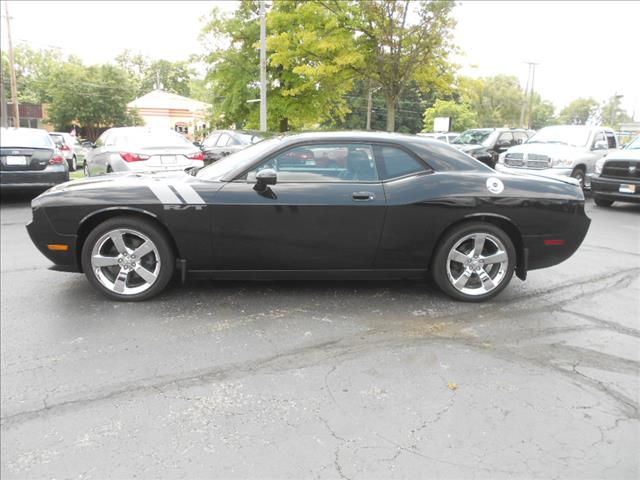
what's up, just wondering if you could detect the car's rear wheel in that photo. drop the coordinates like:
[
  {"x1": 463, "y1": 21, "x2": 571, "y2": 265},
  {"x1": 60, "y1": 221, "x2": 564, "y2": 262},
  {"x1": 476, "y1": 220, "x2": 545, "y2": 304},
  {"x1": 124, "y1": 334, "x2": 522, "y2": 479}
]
[
  {"x1": 432, "y1": 222, "x2": 515, "y2": 302},
  {"x1": 594, "y1": 197, "x2": 614, "y2": 207},
  {"x1": 83, "y1": 161, "x2": 89, "y2": 177},
  {"x1": 69, "y1": 155, "x2": 77, "y2": 171},
  {"x1": 81, "y1": 216, "x2": 175, "y2": 301},
  {"x1": 571, "y1": 167, "x2": 585, "y2": 190}
]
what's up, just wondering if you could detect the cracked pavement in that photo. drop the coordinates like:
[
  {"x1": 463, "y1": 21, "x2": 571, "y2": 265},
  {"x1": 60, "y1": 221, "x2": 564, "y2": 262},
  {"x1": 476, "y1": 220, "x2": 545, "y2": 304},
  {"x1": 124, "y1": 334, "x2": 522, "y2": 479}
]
[{"x1": 1, "y1": 194, "x2": 639, "y2": 479}]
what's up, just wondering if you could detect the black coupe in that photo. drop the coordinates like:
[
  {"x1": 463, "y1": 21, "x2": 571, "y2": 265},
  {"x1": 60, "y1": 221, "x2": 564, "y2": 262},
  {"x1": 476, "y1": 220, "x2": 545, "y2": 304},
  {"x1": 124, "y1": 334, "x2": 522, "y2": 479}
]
[{"x1": 27, "y1": 132, "x2": 590, "y2": 302}]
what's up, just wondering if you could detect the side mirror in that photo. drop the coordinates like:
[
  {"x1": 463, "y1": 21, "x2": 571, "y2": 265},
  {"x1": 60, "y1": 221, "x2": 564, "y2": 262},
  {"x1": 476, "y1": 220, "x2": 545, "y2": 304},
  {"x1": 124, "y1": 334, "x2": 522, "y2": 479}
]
[
  {"x1": 593, "y1": 140, "x2": 607, "y2": 150},
  {"x1": 254, "y1": 168, "x2": 277, "y2": 192},
  {"x1": 193, "y1": 141, "x2": 202, "y2": 149}
]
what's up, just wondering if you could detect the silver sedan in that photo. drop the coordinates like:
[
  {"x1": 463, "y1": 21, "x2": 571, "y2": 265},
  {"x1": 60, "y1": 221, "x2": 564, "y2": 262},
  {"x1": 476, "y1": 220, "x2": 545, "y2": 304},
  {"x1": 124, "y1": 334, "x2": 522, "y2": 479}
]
[{"x1": 84, "y1": 127, "x2": 204, "y2": 176}]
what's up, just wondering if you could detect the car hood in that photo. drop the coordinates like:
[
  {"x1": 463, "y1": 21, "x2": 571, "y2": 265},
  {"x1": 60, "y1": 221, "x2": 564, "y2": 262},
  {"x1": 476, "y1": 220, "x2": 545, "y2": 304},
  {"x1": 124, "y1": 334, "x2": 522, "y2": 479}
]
[
  {"x1": 46, "y1": 171, "x2": 191, "y2": 194},
  {"x1": 603, "y1": 149, "x2": 640, "y2": 162},
  {"x1": 505, "y1": 143, "x2": 586, "y2": 158},
  {"x1": 452, "y1": 143, "x2": 485, "y2": 153}
]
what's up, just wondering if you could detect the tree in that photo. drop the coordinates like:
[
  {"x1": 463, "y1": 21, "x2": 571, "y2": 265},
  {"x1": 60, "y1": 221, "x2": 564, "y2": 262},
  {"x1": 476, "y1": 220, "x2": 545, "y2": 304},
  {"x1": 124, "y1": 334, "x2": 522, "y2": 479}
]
[
  {"x1": 528, "y1": 94, "x2": 556, "y2": 130},
  {"x1": 557, "y1": 98, "x2": 599, "y2": 125},
  {"x1": 600, "y1": 95, "x2": 632, "y2": 130},
  {"x1": 319, "y1": 0, "x2": 457, "y2": 132},
  {"x1": 47, "y1": 64, "x2": 142, "y2": 139},
  {"x1": 422, "y1": 99, "x2": 477, "y2": 132},
  {"x1": 140, "y1": 60, "x2": 194, "y2": 97},
  {"x1": 458, "y1": 75, "x2": 524, "y2": 127}
]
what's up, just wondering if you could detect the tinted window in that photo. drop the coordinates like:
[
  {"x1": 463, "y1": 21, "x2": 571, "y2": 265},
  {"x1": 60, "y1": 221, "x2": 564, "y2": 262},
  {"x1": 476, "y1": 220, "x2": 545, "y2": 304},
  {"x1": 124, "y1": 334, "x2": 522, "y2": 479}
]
[
  {"x1": 376, "y1": 146, "x2": 426, "y2": 180},
  {"x1": 216, "y1": 133, "x2": 231, "y2": 147},
  {"x1": 0, "y1": 129, "x2": 54, "y2": 148},
  {"x1": 244, "y1": 144, "x2": 378, "y2": 183},
  {"x1": 605, "y1": 132, "x2": 617, "y2": 149},
  {"x1": 592, "y1": 131, "x2": 605, "y2": 148}
]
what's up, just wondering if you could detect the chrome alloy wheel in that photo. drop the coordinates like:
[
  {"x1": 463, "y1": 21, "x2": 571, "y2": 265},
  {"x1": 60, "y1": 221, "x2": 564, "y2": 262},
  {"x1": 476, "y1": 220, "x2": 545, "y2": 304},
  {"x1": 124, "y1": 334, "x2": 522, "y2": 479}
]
[
  {"x1": 90, "y1": 228, "x2": 161, "y2": 296},
  {"x1": 445, "y1": 233, "x2": 509, "y2": 296}
]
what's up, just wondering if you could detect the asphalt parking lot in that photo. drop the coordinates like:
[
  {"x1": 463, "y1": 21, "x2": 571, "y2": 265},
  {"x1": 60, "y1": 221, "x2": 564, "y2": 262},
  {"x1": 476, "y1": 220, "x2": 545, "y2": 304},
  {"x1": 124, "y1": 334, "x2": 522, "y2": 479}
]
[{"x1": 1, "y1": 193, "x2": 638, "y2": 479}]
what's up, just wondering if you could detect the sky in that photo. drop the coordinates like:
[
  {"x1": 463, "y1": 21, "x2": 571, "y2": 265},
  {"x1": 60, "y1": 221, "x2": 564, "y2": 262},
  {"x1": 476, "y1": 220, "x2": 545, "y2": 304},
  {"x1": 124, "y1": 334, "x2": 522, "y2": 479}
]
[{"x1": 1, "y1": 0, "x2": 638, "y2": 119}]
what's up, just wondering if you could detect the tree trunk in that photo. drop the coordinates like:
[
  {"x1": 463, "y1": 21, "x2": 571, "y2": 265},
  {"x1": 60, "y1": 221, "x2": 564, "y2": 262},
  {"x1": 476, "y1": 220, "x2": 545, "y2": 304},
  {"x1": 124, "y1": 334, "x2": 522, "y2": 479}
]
[
  {"x1": 279, "y1": 117, "x2": 289, "y2": 133},
  {"x1": 385, "y1": 95, "x2": 396, "y2": 132}
]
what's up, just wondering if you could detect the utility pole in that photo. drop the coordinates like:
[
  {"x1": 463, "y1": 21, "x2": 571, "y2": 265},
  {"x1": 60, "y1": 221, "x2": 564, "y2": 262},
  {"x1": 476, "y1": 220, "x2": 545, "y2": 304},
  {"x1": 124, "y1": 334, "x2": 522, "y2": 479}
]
[
  {"x1": 366, "y1": 82, "x2": 373, "y2": 130},
  {"x1": 259, "y1": 0, "x2": 267, "y2": 132},
  {"x1": 519, "y1": 63, "x2": 532, "y2": 128},
  {"x1": 610, "y1": 92, "x2": 623, "y2": 128},
  {"x1": 0, "y1": 63, "x2": 7, "y2": 128},
  {"x1": 526, "y1": 63, "x2": 538, "y2": 128},
  {"x1": 4, "y1": 0, "x2": 20, "y2": 127}
]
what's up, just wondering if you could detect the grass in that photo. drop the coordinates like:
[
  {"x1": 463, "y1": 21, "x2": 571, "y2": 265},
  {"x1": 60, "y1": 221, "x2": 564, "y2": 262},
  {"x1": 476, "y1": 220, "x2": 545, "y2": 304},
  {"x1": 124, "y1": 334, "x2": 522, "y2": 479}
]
[{"x1": 70, "y1": 170, "x2": 85, "y2": 180}]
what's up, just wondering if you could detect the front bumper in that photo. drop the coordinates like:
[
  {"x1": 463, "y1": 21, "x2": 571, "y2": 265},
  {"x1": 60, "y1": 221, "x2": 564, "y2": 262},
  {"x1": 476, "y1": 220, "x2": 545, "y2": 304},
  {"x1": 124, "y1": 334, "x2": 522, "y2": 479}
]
[
  {"x1": 26, "y1": 205, "x2": 80, "y2": 271},
  {"x1": 589, "y1": 174, "x2": 640, "y2": 204},
  {"x1": 0, "y1": 165, "x2": 69, "y2": 190}
]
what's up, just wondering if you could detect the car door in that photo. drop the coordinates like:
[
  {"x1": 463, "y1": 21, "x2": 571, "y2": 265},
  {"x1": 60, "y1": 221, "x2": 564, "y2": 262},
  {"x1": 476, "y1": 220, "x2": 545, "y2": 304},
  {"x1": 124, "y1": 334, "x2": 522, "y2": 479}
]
[
  {"x1": 586, "y1": 130, "x2": 609, "y2": 174},
  {"x1": 210, "y1": 142, "x2": 386, "y2": 270},
  {"x1": 494, "y1": 132, "x2": 514, "y2": 157},
  {"x1": 202, "y1": 132, "x2": 220, "y2": 162},
  {"x1": 86, "y1": 130, "x2": 110, "y2": 176}
]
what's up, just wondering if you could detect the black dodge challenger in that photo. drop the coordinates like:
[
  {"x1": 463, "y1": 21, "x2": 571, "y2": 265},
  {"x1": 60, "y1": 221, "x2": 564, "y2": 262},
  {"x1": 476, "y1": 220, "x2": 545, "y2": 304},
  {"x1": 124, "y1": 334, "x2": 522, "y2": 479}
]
[{"x1": 27, "y1": 132, "x2": 591, "y2": 302}]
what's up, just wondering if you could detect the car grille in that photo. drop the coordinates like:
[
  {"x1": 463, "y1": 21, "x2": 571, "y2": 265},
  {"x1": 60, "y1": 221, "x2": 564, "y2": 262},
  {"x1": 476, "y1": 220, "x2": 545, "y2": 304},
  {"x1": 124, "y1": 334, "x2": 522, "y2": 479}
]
[
  {"x1": 504, "y1": 153, "x2": 550, "y2": 169},
  {"x1": 601, "y1": 160, "x2": 640, "y2": 179}
]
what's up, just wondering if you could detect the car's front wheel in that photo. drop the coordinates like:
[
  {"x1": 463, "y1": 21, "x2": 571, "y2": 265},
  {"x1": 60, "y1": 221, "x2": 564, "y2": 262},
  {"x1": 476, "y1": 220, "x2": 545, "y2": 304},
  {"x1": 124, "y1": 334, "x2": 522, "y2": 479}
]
[
  {"x1": 81, "y1": 216, "x2": 175, "y2": 301},
  {"x1": 431, "y1": 222, "x2": 516, "y2": 302},
  {"x1": 571, "y1": 167, "x2": 585, "y2": 190}
]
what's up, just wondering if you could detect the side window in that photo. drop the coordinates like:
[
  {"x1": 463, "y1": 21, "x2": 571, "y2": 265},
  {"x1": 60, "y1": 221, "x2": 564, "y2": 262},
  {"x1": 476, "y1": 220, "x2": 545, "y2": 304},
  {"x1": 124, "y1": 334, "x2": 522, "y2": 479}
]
[
  {"x1": 513, "y1": 132, "x2": 527, "y2": 144},
  {"x1": 605, "y1": 131, "x2": 617, "y2": 149},
  {"x1": 497, "y1": 132, "x2": 514, "y2": 146},
  {"x1": 375, "y1": 145, "x2": 427, "y2": 180},
  {"x1": 244, "y1": 143, "x2": 378, "y2": 183},
  {"x1": 216, "y1": 133, "x2": 231, "y2": 147},
  {"x1": 203, "y1": 133, "x2": 219, "y2": 148},
  {"x1": 592, "y1": 131, "x2": 606, "y2": 148}
]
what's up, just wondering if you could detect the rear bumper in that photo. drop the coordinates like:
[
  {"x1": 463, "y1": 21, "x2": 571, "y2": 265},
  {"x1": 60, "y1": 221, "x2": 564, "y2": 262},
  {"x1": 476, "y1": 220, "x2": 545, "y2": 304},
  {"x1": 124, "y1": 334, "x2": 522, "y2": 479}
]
[
  {"x1": 589, "y1": 175, "x2": 640, "y2": 203},
  {"x1": 0, "y1": 166, "x2": 69, "y2": 190},
  {"x1": 26, "y1": 206, "x2": 80, "y2": 272},
  {"x1": 523, "y1": 201, "x2": 591, "y2": 271}
]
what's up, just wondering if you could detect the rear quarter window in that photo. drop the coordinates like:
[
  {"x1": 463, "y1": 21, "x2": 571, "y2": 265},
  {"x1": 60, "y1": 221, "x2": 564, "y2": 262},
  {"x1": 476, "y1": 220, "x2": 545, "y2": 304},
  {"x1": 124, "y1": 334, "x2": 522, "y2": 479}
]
[{"x1": 375, "y1": 145, "x2": 427, "y2": 180}]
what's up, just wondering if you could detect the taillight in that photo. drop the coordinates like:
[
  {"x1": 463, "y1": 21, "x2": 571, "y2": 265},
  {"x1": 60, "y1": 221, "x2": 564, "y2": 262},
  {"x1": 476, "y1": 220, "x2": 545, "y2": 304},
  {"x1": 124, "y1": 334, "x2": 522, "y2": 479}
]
[
  {"x1": 60, "y1": 144, "x2": 71, "y2": 151},
  {"x1": 187, "y1": 151, "x2": 204, "y2": 161},
  {"x1": 49, "y1": 155, "x2": 65, "y2": 165},
  {"x1": 120, "y1": 152, "x2": 150, "y2": 162}
]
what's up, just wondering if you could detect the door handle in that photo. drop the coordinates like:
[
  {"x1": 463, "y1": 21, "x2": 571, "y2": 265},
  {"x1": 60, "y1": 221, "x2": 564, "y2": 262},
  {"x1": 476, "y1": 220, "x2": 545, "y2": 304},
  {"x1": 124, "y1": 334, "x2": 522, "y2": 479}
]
[{"x1": 352, "y1": 192, "x2": 374, "y2": 201}]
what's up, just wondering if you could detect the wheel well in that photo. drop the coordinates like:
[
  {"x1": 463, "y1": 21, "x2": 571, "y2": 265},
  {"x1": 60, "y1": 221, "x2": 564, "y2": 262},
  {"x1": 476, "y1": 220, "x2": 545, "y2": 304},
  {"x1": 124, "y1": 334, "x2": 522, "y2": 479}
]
[
  {"x1": 572, "y1": 164, "x2": 586, "y2": 173},
  {"x1": 75, "y1": 210, "x2": 180, "y2": 272},
  {"x1": 431, "y1": 215, "x2": 526, "y2": 279}
]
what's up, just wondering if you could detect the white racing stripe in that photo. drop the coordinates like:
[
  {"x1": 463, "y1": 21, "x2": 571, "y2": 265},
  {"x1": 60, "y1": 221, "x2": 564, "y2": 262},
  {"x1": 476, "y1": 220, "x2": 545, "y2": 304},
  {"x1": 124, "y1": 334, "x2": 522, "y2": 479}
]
[
  {"x1": 147, "y1": 182, "x2": 182, "y2": 204},
  {"x1": 171, "y1": 183, "x2": 206, "y2": 204}
]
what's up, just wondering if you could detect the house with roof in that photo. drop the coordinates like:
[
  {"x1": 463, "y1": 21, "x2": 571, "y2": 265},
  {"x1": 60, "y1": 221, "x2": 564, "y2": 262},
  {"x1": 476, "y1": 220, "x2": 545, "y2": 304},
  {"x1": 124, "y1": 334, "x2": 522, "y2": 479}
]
[{"x1": 127, "y1": 89, "x2": 211, "y2": 139}]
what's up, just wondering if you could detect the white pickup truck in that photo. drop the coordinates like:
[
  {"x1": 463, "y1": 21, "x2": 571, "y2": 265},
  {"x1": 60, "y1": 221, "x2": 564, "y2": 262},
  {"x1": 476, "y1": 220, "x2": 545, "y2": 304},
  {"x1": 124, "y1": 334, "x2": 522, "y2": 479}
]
[{"x1": 495, "y1": 125, "x2": 618, "y2": 189}]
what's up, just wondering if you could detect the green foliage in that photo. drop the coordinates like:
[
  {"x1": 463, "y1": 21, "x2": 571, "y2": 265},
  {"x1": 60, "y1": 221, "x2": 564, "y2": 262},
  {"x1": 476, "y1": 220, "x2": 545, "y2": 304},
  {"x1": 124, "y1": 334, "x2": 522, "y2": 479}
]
[
  {"x1": 115, "y1": 50, "x2": 195, "y2": 97},
  {"x1": 459, "y1": 75, "x2": 523, "y2": 127},
  {"x1": 557, "y1": 98, "x2": 599, "y2": 125},
  {"x1": 600, "y1": 95, "x2": 632, "y2": 130},
  {"x1": 528, "y1": 95, "x2": 556, "y2": 130},
  {"x1": 46, "y1": 64, "x2": 141, "y2": 139},
  {"x1": 320, "y1": 0, "x2": 457, "y2": 131},
  {"x1": 422, "y1": 99, "x2": 478, "y2": 132}
]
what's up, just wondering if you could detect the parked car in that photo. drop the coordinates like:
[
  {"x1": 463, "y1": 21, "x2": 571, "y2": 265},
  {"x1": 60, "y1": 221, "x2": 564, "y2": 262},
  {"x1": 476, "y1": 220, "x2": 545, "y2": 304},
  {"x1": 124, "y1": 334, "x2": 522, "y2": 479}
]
[
  {"x1": 84, "y1": 127, "x2": 205, "y2": 177},
  {"x1": 590, "y1": 135, "x2": 640, "y2": 207},
  {"x1": 496, "y1": 125, "x2": 618, "y2": 189},
  {"x1": 452, "y1": 128, "x2": 534, "y2": 168},
  {"x1": 49, "y1": 132, "x2": 86, "y2": 172},
  {"x1": 201, "y1": 130, "x2": 266, "y2": 163},
  {"x1": 27, "y1": 131, "x2": 589, "y2": 303},
  {"x1": 1, "y1": 127, "x2": 69, "y2": 191},
  {"x1": 418, "y1": 132, "x2": 460, "y2": 144}
]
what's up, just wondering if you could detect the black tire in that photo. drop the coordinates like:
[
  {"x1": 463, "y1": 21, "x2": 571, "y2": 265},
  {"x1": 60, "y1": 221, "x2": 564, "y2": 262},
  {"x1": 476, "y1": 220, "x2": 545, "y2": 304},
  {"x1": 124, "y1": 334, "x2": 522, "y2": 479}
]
[
  {"x1": 594, "y1": 197, "x2": 614, "y2": 207},
  {"x1": 83, "y1": 161, "x2": 89, "y2": 177},
  {"x1": 81, "y1": 216, "x2": 175, "y2": 301},
  {"x1": 431, "y1": 222, "x2": 516, "y2": 302},
  {"x1": 69, "y1": 155, "x2": 77, "y2": 171},
  {"x1": 571, "y1": 167, "x2": 585, "y2": 190}
]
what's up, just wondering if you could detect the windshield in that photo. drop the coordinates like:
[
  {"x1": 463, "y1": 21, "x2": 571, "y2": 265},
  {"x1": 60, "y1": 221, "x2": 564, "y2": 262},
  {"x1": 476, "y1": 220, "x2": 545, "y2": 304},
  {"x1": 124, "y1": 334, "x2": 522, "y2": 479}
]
[
  {"x1": 625, "y1": 136, "x2": 640, "y2": 149},
  {"x1": 197, "y1": 137, "x2": 283, "y2": 180},
  {"x1": 453, "y1": 130, "x2": 492, "y2": 145},
  {"x1": 118, "y1": 129, "x2": 195, "y2": 148},
  {"x1": 526, "y1": 126, "x2": 591, "y2": 147},
  {"x1": 50, "y1": 134, "x2": 65, "y2": 147},
  {"x1": 1, "y1": 128, "x2": 54, "y2": 149}
]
